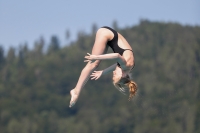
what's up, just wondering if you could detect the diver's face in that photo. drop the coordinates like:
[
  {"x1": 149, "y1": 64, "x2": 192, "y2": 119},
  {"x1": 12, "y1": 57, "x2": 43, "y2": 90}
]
[{"x1": 112, "y1": 67, "x2": 122, "y2": 84}]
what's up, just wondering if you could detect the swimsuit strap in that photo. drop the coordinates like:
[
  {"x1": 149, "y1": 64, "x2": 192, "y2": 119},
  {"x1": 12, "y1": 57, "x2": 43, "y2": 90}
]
[{"x1": 124, "y1": 49, "x2": 133, "y2": 52}]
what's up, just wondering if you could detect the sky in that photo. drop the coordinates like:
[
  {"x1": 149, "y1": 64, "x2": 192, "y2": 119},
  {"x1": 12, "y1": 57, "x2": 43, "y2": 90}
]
[{"x1": 0, "y1": 0, "x2": 199, "y2": 51}]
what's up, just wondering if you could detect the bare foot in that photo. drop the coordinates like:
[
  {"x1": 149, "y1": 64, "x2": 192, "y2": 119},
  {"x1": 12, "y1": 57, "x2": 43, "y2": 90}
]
[{"x1": 69, "y1": 89, "x2": 79, "y2": 108}]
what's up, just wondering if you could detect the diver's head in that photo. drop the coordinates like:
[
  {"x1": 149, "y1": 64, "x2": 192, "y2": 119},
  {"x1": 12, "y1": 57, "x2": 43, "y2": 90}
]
[{"x1": 112, "y1": 67, "x2": 137, "y2": 100}]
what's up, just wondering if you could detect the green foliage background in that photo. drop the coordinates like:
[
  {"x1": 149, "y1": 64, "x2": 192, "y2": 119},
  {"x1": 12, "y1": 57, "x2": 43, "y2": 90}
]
[{"x1": 0, "y1": 20, "x2": 200, "y2": 133}]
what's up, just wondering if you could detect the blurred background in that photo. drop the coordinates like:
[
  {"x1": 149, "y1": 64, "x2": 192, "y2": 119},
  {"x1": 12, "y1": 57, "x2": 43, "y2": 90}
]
[{"x1": 0, "y1": 0, "x2": 200, "y2": 133}]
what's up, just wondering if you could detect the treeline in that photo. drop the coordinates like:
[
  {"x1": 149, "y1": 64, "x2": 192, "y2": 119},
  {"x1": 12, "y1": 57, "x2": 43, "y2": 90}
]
[{"x1": 0, "y1": 20, "x2": 200, "y2": 133}]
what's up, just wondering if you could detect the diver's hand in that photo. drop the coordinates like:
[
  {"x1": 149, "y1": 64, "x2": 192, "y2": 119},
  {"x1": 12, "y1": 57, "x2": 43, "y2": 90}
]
[
  {"x1": 90, "y1": 70, "x2": 103, "y2": 80},
  {"x1": 84, "y1": 53, "x2": 97, "y2": 63}
]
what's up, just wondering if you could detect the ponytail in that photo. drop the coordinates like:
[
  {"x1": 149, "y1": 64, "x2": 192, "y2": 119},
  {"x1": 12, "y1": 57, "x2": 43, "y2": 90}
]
[
  {"x1": 113, "y1": 74, "x2": 138, "y2": 101},
  {"x1": 127, "y1": 80, "x2": 137, "y2": 101}
]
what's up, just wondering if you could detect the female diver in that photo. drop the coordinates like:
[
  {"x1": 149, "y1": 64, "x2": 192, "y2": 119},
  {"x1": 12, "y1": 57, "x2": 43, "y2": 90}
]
[{"x1": 69, "y1": 26, "x2": 137, "y2": 107}]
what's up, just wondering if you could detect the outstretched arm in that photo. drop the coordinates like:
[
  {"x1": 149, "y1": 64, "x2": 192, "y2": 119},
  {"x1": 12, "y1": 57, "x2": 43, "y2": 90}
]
[
  {"x1": 85, "y1": 53, "x2": 126, "y2": 66},
  {"x1": 90, "y1": 63, "x2": 117, "y2": 80},
  {"x1": 102, "y1": 63, "x2": 117, "y2": 75}
]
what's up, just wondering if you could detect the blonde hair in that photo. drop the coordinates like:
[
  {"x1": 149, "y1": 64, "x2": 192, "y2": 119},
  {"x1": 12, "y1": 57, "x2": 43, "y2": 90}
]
[{"x1": 113, "y1": 74, "x2": 137, "y2": 101}]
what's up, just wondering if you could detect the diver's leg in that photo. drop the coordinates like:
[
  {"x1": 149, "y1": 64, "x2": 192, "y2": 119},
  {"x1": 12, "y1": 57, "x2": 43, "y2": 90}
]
[{"x1": 69, "y1": 29, "x2": 109, "y2": 107}]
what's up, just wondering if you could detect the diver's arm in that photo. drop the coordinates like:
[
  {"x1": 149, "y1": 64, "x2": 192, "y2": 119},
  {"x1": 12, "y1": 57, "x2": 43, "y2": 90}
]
[
  {"x1": 102, "y1": 63, "x2": 117, "y2": 75},
  {"x1": 90, "y1": 63, "x2": 117, "y2": 80},
  {"x1": 84, "y1": 53, "x2": 126, "y2": 66}
]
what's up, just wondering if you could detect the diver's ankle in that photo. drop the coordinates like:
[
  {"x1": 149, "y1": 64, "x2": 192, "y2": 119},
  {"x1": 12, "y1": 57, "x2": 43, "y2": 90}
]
[{"x1": 72, "y1": 88, "x2": 80, "y2": 96}]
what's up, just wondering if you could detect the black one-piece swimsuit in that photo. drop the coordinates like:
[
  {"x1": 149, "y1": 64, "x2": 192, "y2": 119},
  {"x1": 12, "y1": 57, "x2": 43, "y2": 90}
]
[{"x1": 101, "y1": 26, "x2": 135, "y2": 69}]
